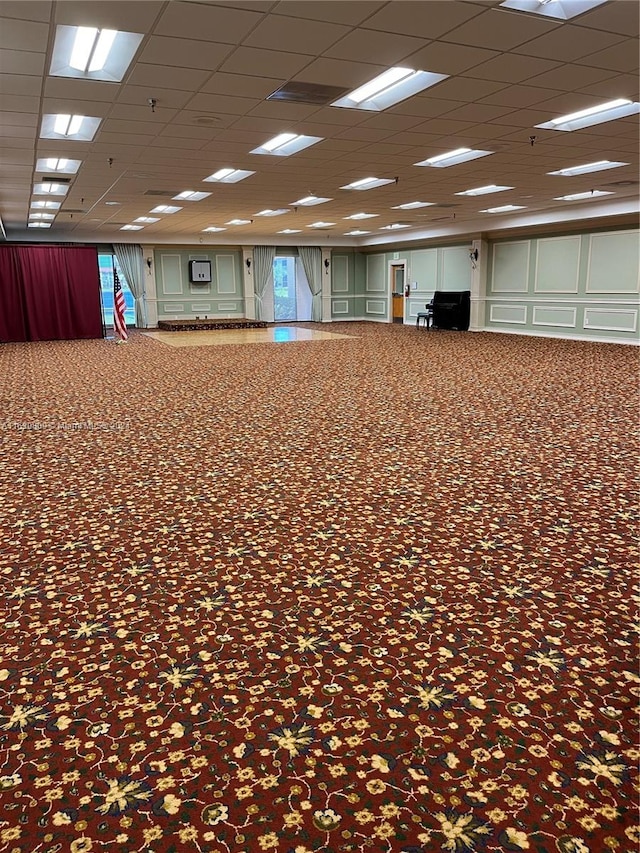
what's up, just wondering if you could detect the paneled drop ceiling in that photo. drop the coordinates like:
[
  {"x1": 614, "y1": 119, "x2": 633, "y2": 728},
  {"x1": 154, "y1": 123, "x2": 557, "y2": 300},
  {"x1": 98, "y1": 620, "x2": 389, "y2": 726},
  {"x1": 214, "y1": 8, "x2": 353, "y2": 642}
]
[{"x1": 0, "y1": 0, "x2": 638, "y2": 247}]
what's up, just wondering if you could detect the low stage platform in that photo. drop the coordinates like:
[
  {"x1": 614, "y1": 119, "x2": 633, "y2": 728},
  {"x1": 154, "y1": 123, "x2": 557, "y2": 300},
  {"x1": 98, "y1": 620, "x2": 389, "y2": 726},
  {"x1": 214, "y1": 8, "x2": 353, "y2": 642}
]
[{"x1": 157, "y1": 318, "x2": 268, "y2": 332}]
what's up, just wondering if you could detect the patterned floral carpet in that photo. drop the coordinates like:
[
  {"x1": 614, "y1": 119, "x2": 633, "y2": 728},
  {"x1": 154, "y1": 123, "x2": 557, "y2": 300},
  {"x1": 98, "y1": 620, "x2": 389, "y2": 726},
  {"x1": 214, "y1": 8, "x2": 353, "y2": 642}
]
[{"x1": 0, "y1": 323, "x2": 637, "y2": 853}]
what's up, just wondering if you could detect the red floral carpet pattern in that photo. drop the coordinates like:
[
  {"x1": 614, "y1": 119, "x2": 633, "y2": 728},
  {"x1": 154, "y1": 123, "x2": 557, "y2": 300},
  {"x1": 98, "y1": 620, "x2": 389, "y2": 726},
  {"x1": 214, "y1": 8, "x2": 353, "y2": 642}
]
[{"x1": 0, "y1": 324, "x2": 637, "y2": 853}]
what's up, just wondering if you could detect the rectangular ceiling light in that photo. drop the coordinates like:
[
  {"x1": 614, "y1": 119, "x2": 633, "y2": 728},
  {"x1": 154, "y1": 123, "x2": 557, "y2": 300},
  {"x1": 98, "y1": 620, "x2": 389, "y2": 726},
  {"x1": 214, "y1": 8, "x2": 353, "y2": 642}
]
[
  {"x1": 250, "y1": 133, "x2": 323, "y2": 157},
  {"x1": 344, "y1": 213, "x2": 378, "y2": 220},
  {"x1": 202, "y1": 226, "x2": 227, "y2": 232},
  {"x1": 150, "y1": 205, "x2": 182, "y2": 214},
  {"x1": 134, "y1": 217, "x2": 160, "y2": 223},
  {"x1": 480, "y1": 204, "x2": 526, "y2": 213},
  {"x1": 255, "y1": 209, "x2": 290, "y2": 216},
  {"x1": 35, "y1": 158, "x2": 81, "y2": 174},
  {"x1": 226, "y1": 219, "x2": 251, "y2": 225},
  {"x1": 173, "y1": 191, "x2": 211, "y2": 201},
  {"x1": 536, "y1": 99, "x2": 640, "y2": 131},
  {"x1": 341, "y1": 177, "x2": 395, "y2": 190},
  {"x1": 292, "y1": 195, "x2": 332, "y2": 206},
  {"x1": 28, "y1": 222, "x2": 52, "y2": 228},
  {"x1": 308, "y1": 221, "x2": 335, "y2": 228},
  {"x1": 278, "y1": 229, "x2": 302, "y2": 234},
  {"x1": 40, "y1": 114, "x2": 101, "y2": 141},
  {"x1": 456, "y1": 185, "x2": 513, "y2": 196},
  {"x1": 204, "y1": 168, "x2": 255, "y2": 183},
  {"x1": 547, "y1": 160, "x2": 628, "y2": 177},
  {"x1": 392, "y1": 201, "x2": 434, "y2": 209},
  {"x1": 31, "y1": 200, "x2": 61, "y2": 210},
  {"x1": 345, "y1": 229, "x2": 371, "y2": 236},
  {"x1": 499, "y1": 0, "x2": 607, "y2": 20},
  {"x1": 331, "y1": 67, "x2": 448, "y2": 111},
  {"x1": 121, "y1": 224, "x2": 144, "y2": 230},
  {"x1": 29, "y1": 213, "x2": 55, "y2": 220},
  {"x1": 554, "y1": 190, "x2": 614, "y2": 201},
  {"x1": 50, "y1": 25, "x2": 143, "y2": 82},
  {"x1": 380, "y1": 223, "x2": 411, "y2": 230},
  {"x1": 33, "y1": 182, "x2": 68, "y2": 195},
  {"x1": 415, "y1": 148, "x2": 493, "y2": 168}
]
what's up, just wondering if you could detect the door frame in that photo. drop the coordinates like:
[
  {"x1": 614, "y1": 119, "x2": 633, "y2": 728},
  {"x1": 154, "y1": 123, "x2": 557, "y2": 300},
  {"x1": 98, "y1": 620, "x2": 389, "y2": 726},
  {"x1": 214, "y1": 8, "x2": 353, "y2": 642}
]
[{"x1": 387, "y1": 258, "x2": 407, "y2": 323}]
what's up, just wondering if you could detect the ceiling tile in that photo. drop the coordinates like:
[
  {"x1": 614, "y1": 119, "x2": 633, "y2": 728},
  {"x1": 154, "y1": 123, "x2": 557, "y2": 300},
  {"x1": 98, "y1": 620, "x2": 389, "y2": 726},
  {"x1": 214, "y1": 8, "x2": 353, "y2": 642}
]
[
  {"x1": 139, "y1": 36, "x2": 233, "y2": 70},
  {"x1": 513, "y1": 24, "x2": 624, "y2": 62},
  {"x1": 54, "y1": 0, "x2": 166, "y2": 31},
  {"x1": 220, "y1": 46, "x2": 314, "y2": 78},
  {"x1": 467, "y1": 53, "x2": 562, "y2": 84},
  {"x1": 0, "y1": 1, "x2": 51, "y2": 21},
  {"x1": 273, "y1": 1, "x2": 385, "y2": 26},
  {"x1": 153, "y1": 1, "x2": 265, "y2": 43},
  {"x1": 324, "y1": 28, "x2": 426, "y2": 65},
  {"x1": 577, "y1": 39, "x2": 640, "y2": 74},
  {"x1": 126, "y1": 64, "x2": 212, "y2": 92},
  {"x1": 361, "y1": 0, "x2": 484, "y2": 39},
  {"x1": 242, "y1": 14, "x2": 349, "y2": 53},
  {"x1": 0, "y1": 17, "x2": 48, "y2": 51},
  {"x1": 441, "y1": 7, "x2": 558, "y2": 51},
  {"x1": 0, "y1": 47, "x2": 45, "y2": 75}
]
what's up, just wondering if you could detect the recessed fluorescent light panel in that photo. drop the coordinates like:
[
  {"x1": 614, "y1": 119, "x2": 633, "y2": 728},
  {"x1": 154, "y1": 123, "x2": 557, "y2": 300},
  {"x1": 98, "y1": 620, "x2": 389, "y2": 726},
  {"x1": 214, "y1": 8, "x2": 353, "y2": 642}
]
[
  {"x1": 278, "y1": 229, "x2": 302, "y2": 234},
  {"x1": 331, "y1": 67, "x2": 448, "y2": 111},
  {"x1": 255, "y1": 209, "x2": 289, "y2": 217},
  {"x1": 292, "y1": 196, "x2": 332, "y2": 206},
  {"x1": 415, "y1": 148, "x2": 493, "y2": 168},
  {"x1": 226, "y1": 219, "x2": 251, "y2": 226},
  {"x1": 308, "y1": 222, "x2": 335, "y2": 228},
  {"x1": 150, "y1": 205, "x2": 182, "y2": 214},
  {"x1": 480, "y1": 205, "x2": 526, "y2": 214},
  {"x1": 380, "y1": 223, "x2": 410, "y2": 230},
  {"x1": 499, "y1": 0, "x2": 607, "y2": 21},
  {"x1": 456, "y1": 185, "x2": 513, "y2": 197},
  {"x1": 202, "y1": 226, "x2": 226, "y2": 232},
  {"x1": 250, "y1": 133, "x2": 323, "y2": 157},
  {"x1": 31, "y1": 200, "x2": 61, "y2": 210},
  {"x1": 121, "y1": 225, "x2": 144, "y2": 231},
  {"x1": 341, "y1": 177, "x2": 395, "y2": 190},
  {"x1": 35, "y1": 158, "x2": 81, "y2": 174},
  {"x1": 173, "y1": 191, "x2": 211, "y2": 201},
  {"x1": 33, "y1": 182, "x2": 68, "y2": 196},
  {"x1": 50, "y1": 25, "x2": 143, "y2": 82},
  {"x1": 204, "y1": 168, "x2": 255, "y2": 183},
  {"x1": 344, "y1": 213, "x2": 378, "y2": 220},
  {"x1": 28, "y1": 222, "x2": 51, "y2": 228},
  {"x1": 536, "y1": 99, "x2": 640, "y2": 131},
  {"x1": 554, "y1": 191, "x2": 614, "y2": 201},
  {"x1": 392, "y1": 201, "x2": 434, "y2": 209},
  {"x1": 29, "y1": 213, "x2": 55, "y2": 220},
  {"x1": 134, "y1": 217, "x2": 160, "y2": 224},
  {"x1": 345, "y1": 230, "x2": 370, "y2": 236},
  {"x1": 40, "y1": 114, "x2": 101, "y2": 141},
  {"x1": 548, "y1": 160, "x2": 628, "y2": 177}
]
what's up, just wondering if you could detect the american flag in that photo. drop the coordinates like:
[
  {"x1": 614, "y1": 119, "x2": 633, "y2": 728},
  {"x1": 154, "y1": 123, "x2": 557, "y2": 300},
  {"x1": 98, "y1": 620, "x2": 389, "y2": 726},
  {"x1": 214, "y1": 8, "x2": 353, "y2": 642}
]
[{"x1": 113, "y1": 268, "x2": 128, "y2": 342}]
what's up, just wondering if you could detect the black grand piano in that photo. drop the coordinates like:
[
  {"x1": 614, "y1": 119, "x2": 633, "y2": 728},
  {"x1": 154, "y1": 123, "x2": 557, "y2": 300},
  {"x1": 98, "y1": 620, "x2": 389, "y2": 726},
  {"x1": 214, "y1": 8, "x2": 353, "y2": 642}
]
[{"x1": 431, "y1": 290, "x2": 471, "y2": 330}]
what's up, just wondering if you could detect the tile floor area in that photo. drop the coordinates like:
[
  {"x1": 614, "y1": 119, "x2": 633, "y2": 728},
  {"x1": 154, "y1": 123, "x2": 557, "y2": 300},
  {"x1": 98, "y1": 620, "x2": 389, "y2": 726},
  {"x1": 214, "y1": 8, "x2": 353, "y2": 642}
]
[{"x1": 142, "y1": 326, "x2": 356, "y2": 347}]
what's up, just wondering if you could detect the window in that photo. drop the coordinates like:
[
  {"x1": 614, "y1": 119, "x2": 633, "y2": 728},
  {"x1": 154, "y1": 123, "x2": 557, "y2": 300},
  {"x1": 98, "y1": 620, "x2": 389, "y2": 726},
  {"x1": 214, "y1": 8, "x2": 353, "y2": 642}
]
[{"x1": 98, "y1": 253, "x2": 136, "y2": 328}]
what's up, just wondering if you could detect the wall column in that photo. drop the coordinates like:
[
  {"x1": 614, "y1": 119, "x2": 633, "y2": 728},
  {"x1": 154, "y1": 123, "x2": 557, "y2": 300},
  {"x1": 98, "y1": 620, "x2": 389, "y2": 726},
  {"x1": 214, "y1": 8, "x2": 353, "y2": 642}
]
[
  {"x1": 243, "y1": 247, "x2": 255, "y2": 319},
  {"x1": 469, "y1": 237, "x2": 488, "y2": 332},
  {"x1": 321, "y1": 247, "x2": 332, "y2": 322},
  {"x1": 141, "y1": 244, "x2": 158, "y2": 328}
]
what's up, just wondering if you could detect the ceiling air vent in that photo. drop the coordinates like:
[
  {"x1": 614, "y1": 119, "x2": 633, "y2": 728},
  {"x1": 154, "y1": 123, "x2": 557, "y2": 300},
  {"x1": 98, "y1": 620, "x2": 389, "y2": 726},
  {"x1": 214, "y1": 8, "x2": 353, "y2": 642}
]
[
  {"x1": 144, "y1": 189, "x2": 179, "y2": 196},
  {"x1": 41, "y1": 175, "x2": 72, "y2": 184},
  {"x1": 603, "y1": 179, "x2": 638, "y2": 187},
  {"x1": 267, "y1": 81, "x2": 350, "y2": 105},
  {"x1": 63, "y1": 209, "x2": 86, "y2": 214}
]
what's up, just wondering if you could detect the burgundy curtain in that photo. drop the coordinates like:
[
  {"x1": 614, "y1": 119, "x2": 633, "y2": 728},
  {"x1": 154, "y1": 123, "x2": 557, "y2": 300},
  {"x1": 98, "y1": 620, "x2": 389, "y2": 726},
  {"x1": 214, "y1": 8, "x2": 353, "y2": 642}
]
[{"x1": 0, "y1": 245, "x2": 103, "y2": 342}]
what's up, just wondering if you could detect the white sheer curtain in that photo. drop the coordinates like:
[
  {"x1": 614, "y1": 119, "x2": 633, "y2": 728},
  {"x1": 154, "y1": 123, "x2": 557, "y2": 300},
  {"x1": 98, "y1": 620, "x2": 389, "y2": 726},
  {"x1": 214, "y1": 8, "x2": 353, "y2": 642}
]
[
  {"x1": 253, "y1": 246, "x2": 275, "y2": 321},
  {"x1": 113, "y1": 244, "x2": 146, "y2": 327},
  {"x1": 298, "y1": 246, "x2": 323, "y2": 322}
]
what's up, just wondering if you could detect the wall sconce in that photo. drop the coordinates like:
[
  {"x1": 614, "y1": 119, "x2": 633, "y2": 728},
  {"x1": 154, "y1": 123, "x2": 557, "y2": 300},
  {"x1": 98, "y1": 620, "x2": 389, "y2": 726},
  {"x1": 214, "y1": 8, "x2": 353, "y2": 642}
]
[
  {"x1": 146, "y1": 257, "x2": 153, "y2": 274},
  {"x1": 324, "y1": 258, "x2": 330, "y2": 274},
  {"x1": 245, "y1": 257, "x2": 252, "y2": 275}
]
